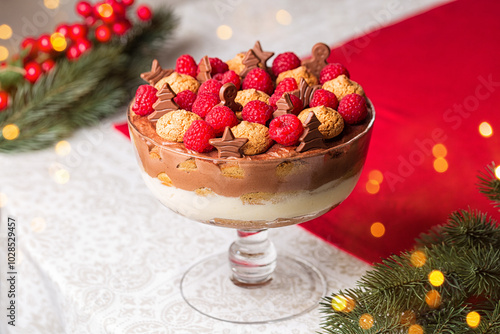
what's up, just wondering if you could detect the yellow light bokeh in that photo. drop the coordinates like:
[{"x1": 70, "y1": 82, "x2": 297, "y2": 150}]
[
  {"x1": 276, "y1": 9, "x2": 292, "y2": 25},
  {"x1": 2, "y1": 124, "x2": 20, "y2": 140},
  {"x1": 44, "y1": 0, "x2": 60, "y2": 9},
  {"x1": 54, "y1": 168, "x2": 70, "y2": 184},
  {"x1": 359, "y1": 313, "x2": 374, "y2": 330},
  {"x1": 466, "y1": 311, "x2": 481, "y2": 328},
  {"x1": 479, "y1": 122, "x2": 493, "y2": 137},
  {"x1": 0, "y1": 24, "x2": 13, "y2": 40},
  {"x1": 50, "y1": 32, "x2": 67, "y2": 52},
  {"x1": 495, "y1": 165, "x2": 500, "y2": 180},
  {"x1": 408, "y1": 324, "x2": 424, "y2": 334},
  {"x1": 366, "y1": 179, "x2": 380, "y2": 194},
  {"x1": 370, "y1": 222, "x2": 385, "y2": 238},
  {"x1": 433, "y1": 157, "x2": 448, "y2": 173},
  {"x1": 432, "y1": 143, "x2": 447, "y2": 158},
  {"x1": 0, "y1": 46, "x2": 9, "y2": 61},
  {"x1": 368, "y1": 169, "x2": 384, "y2": 183},
  {"x1": 98, "y1": 3, "x2": 113, "y2": 18},
  {"x1": 429, "y1": 270, "x2": 445, "y2": 287},
  {"x1": 30, "y1": 217, "x2": 47, "y2": 233},
  {"x1": 55, "y1": 140, "x2": 71, "y2": 156},
  {"x1": 0, "y1": 193, "x2": 7, "y2": 208},
  {"x1": 425, "y1": 289, "x2": 441, "y2": 309},
  {"x1": 331, "y1": 295, "x2": 347, "y2": 311},
  {"x1": 410, "y1": 250, "x2": 427, "y2": 267},
  {"x1": 216, "y1": 25, "x2": 232, "y2": 40}
]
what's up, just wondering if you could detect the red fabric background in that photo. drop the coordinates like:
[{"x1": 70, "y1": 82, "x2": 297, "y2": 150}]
[{"x1": 116, "y1": 0, "x2": 500, "y2": 264}]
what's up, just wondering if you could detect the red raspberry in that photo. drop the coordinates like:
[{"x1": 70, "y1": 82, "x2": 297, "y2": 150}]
[
  {"x1": 175, "y1": 54, "x2": 198, "y2": 78},
  {"x1": 220, "y1": 70, "x2": 241, "y2": 90},
  {"x1": 271, "y1": 52, "x2": 301, "y2": 77},
  {"x1": 269, "y1": 114, "x2": 304, "y2": 146},
  {"x1": 337, "y1": 93, "x2": 368, "y2": 124},
  {"x1": 192, "y1": 93, "x2": 220, "y2": 118},
  {"x1": 242, "y1": 68, "x2": 274, "y2": 95},
  {"x1": 198, "y1": 79, "x2": 223, "y2": 95},
  {"x1": 132, "y1": 85, "x2": 158, "y2": 116},
  {"x1": 209, "y1": 57, "x2": 229, "y2": 75},
  {"x1": 288, "y1": 94, "x2": 304, "y2": 115},
  {"x1": 269, "y1": 77, "x2": 299, "y2": 107},
  {"x1": 309, "y1": 89, "x2": 339, "y2": 109},
  {"x1": 205, "y1": 105, "x2": 239, "y2": 136},
  {"x1": 183, "y1": 120, "x2": 215, "y2": 153},
  {"x1": 174, "y1": 90, "x2": 197, "y2": 111},
  {"x1": 320, "y1": 63, "x2": 350, "y2": 84},
  {"x1": 241, "y1": 100, "x2": 274, "y2": 125}
]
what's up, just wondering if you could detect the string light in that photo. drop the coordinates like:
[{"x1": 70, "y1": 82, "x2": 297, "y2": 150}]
[
  {"x1": 0, "y1": 46, "x2": 8, "y2": 61},
  {"x1": 368, "y1": 169, "x2": 384, "y2": 183},
  {"x1": 370, "y1": 222, "x2": 385, "y2": 237},
  {"x1": 44, "y1": 0, "x2": 60, "y2": 9},
  {"x1": 428, "y1": 270, "x2": 445, "y2": 287},
  {"x1": 425, "y1": 290, "x2": 441, "y2": 308},
  {"x1": 410, "y1": 250, "x2": 427, "y2": 267},
  {"x1": 97, "y1": 3, "x2": 114, "y2": 18},
  {"x1": 50, "y1": 32, "x2": 67, "y2": 52},
  {"x1": 432, "y1": 143, "x2": 447, "y2": 158},
  {"x1": 276, "y1": 9, "x2": 292, "y2": 25},
  {"x1": 408, "y1": 324, "x2": 424, "y2": 334},
  {"x1": 2, "y1": 123, "x2": 20, "y2": 140},
  {"x1": 433, "y1": 157, "x2": 448, "y2": 173},
  {"x1": 0, "y1": 24, "x2": 13, "y2": 39},
  {"x1": 359, "y1": 313, "x2": 374, "y2": 330},
  {"x1": 479, "y1": 122, "x2": 493, "y2": 137},
  {"x1": 55, "y1": 140, "x2": 71, "y2": 156},
  {"x1": 216, "y1": 25, "x2": 232, "y2": 40},
  {"x1": 366, "y1": 179, "x2": 380, "y2": 194},
  {"x1": 331, "y1": 295, "x2": 355, "y2": 312},
  {"x1": 466, "y1": 311, "x2": 481, "y2": 328}
]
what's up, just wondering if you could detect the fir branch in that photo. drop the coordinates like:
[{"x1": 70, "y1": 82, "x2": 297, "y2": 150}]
[{"x1": 478, "y1": 162, "x2": 500, "y2": 210}]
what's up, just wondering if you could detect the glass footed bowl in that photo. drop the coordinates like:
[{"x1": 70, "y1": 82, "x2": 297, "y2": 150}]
[{"x1": 128, "y1": 101, "x2": 375, "y2": 324}]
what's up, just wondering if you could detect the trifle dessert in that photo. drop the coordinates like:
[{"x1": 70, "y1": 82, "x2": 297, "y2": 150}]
[{"x1": 128, "y1": 41, "x2": 374, "y2": 230}]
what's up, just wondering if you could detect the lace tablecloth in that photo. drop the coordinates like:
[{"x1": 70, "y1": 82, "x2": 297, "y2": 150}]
[{"x1": 0, "y1": 0, "x2": 447, "y2": 332}]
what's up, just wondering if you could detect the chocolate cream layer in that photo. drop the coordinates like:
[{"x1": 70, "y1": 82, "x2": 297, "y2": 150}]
[{"x1": 128, "y1": 104, "x2": 374, "y2": 198}]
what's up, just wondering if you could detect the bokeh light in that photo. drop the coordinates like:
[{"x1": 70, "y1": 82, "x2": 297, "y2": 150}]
[
  {"x1": 366, "y1": 179, "x2": 380, "y2": 194},
  {"x1": 495, "y1": 165, "x2": 500, "y2": 180},
  {"x1": 0, "y1": 192, "x2": 7, "y2": 208},
  {"x1": 368, "y1": 169, "x2": 384, "y2": 183},
  {"x1": 2, "y1": 124, "x2": 20, "y2": 140},
  {"x1": 433, "y1": 157, "x2": 448, "y2": 173},
  {"x1": 425, "y1": 289, "x2": 441, "y2": 308},
  {"x1": 400, "y1": 310, "x2": 416, "y2": 326},
  {"x1": 276, "y1": 9, "x2": 292, "y2": 25},
  {"x1": 466, "y1": 311, "x2": 481, "y2": 328},
  {"x1": 98, "y1": 3, "x2": 113, "y2": 18},
  {"x1": 432, "y1": 143, "x2": 447, "y2": 158},
  {"x1": 479, "y1": 122, "x2": 493, "y2": 137},
  {"x1": 44, "y1": 0, "x2": 60, "y2": 9},
  {"x1": 55, "y1": 140, "x2": 71, "y2": 156},
  {"x1": 410, "y1": 250, "x2": 427, "y2": 267},
  {"x1": 429, "y1": 270, "x2": 445, "y2": 287},
  {"x1": 0, "y1": 46, "x2": 9, "y2": 61},
  {"x1": 370, "y1": 222, "x2": 385, "y2": 238},
  {"x1": 216, "y1": 25, "x2": 232, "y2": 40},
  {"x1": 408, "y1": 324, "x2": 424, "y2": 334},
  {"x1": 30, "y1": 217, "x2": 47, "y2": 233},
  {"x1": 50, "y1": 32, "x2": 67, "y2": 52},
  {"x1": 0, "y1": 24, "x2": 13, "y2": 39},
  {"x1": 331, "y1": 295, "x2": 355, "y2": 313},
  {"x1": 359, "y1": 313, "x2": 374, "y2": 330}
]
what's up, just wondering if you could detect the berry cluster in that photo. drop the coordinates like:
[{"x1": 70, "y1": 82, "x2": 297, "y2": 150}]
[
  {"x1": 0, "y1": 0, "x2": 153, "y2": 111},
  {"x1": 133, "y1": 43, "x2": 369, "y2": 155}
]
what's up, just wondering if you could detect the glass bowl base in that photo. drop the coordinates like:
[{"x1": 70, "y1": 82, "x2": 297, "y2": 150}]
[{"x1": 180, "y1": 252, "x2": 327, "y2": 324}]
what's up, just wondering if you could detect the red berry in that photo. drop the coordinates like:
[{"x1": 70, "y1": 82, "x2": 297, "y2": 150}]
[
  {"x1": 175, "y1": 54, "x2": 198, "y2": 78},
  {"x1": 192, "y1": 93, "x2": 220, "y2": 118},
  {"x1": 110, "y1": 1, "x2": 126, "y2": 18},
  {"x1": 183, "y1": 120, "x2": 215, "y2": 153},
  {"x1": 309, "y1": 89, "x2": 339, "y2": 109},
  {"x1": 242, "y1": 68, "x2": 274, "y2": 95},
  {"x1": 173, "y1": 90, "x2": 197, "y2": 111},
  {"x1": 112, "y1": 20, "x2": 131, "y2": 36},
  {"x1": 85, "y1": 15, "x2": 98, "y2": 26},
  {"x1": 66, "y1": 45, "x2": 82, "y2": 61},
  {"x1": 319, "y1": 63, "x2": 350, "y2": 84},
  {"x1": 95, "y1": 25, "x2": 112, "y2": 42},
  {"x1": 68, "y1": 24, "x2": 88, "y2": 41},
  {"x1": 136, "y1": 5, "x2": 152, "y2": 21},
  {"x1": 21, "y1": 37, "x2": 38, "y2": 58},
  {"x1": 41, "y1": 59, "x2": 55, "y2": 72},
  {"x1": 241, "y1": 100, "x2": 273, "y2": 125},
  {"x1": 0, "y1": 91, "x2": 9, "y2": 111},
  {"x1": 55, "y1": 24, "x2": 70, "y2": 37},
  {"x1": 269, "y1": 114, "x2": 304, "y2": 146},
  {"x1": 37, "y1": 34, "x2": 53, "y2": 53},
  {"x1": 132, "y1": 85, "x2": 158, "y2": 116},
  {"x1": 269, "y1": 77, "x2": 298, "y2": 107},
  {"x1": 208, "y1": 57, "x2": 228, "y2": 75},
  {"x1": 205, "y1": 105, "x2": 239, "y2": 136},
  {"x1": 337, "y1": 93, "x2": 367, "y2": 124},
  {"x1": 75, "y1": 38, "x2": 92, "y2": 54},
  {"x1": 219, "y1": 70, "x2": 241, "y2": 90},
  {"x1": 24, "y1": 61, "x2": 43, "y2": 83},
  {"x1": 76, "y1": 1, "x2": 93, "y2": 17},
  {"x1": 271, "y1": 52, "x2": 301, "y2": 77},
  {"x1": 288, "y1": 94, "x2": 304, "y2": 115},
  {"x1": 121, "y1": 0, "x2": 134, "y2": 7},
  {"x1": 198, "y1": 79, "x2": 223, "y2": 96}
]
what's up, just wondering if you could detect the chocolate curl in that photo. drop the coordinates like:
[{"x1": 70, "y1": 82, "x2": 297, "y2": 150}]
[
  {"x1": 197, "y1": 55, "x2": 212, "y2": 82},
  {"x1": 140, "y1": 59, "x2": 174, "y2": 85},
  {"x1": 148, "y1": 83, "x2": 179, "y2": 121},
  {"x1": 219, "y1": 83, "x2": 243, "y2": 112},
  {"x1": 294, "y1": 78, "x2": 321, "y2": 108},
  {"x1": 296, "y1": 112, "x2": 327, "y2": 153},
  {"x1": 240, "y1": 49, "x2": 260, "y2": 77},
  {"x1": 252, "y1": 41, "x2": 274, "y2": 68},
  {"x1": 273, "y1": 93, "x2": 293, "y2": 119},
  {"x1": 302, "y1": 43, "x2": 331, "y2": 78},
  {"x1": 209, "y1": 127, "x2": 248, "y2": 158}
]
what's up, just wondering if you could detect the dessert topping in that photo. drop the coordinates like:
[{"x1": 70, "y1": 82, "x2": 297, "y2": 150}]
[
  {"x1": 218, "y1": 83, "x2": 243, "y2": 112},
  {"x1": 322, "y1": 74, "x2": 364, "y2": 101},
  {"x1": 298, "y1": 106, "x2": 344, "y2": 139},
  {"x1": 271, "y1": 51, "x2": 301, "y2": 77},
  {"x1": 251, "y1": 41, "x2": 274, "y2": 69},
  {"x1": 198, "y1": 79, "x2": 223, "y2": 95},
  {"x1": 302, "y1": 43, "x2": 331, "y2": 78},
  {"x1": 319, "y1": 63, "x2": 350, "y2": 84},
  {"x1": 309, "y1": 88, "x2": 339, "y2": 110},
  {"x1": 273, "y1": 93, "x2": 294, "y2": 119},
  {"x1": 269, "y1": 114, "x2": 304, "y2": 146},
  {"x1": 183, "y1": 120, "x2": 216, "y2": 153},
  {"x1": 296, "y1": 112, "x2": 327, "y2": 153},
  {"x1": 241, "y1": 100, "x2": 274, "y2": 125},
  {"x1": 216, "y1": 70, "x2": 241, "y2": 90},
  {"x1": 192, "y1": 92, "x2": 220, "y2": 118},
  {"x1": 175, "y1": 54, "x2": 198, "y2": 78},
  {"x1": 205, "y1": 105, "x2": 239, "y2": 136},
  {"x1": 231, "y1": 121, "x2": 273, "y2": 156},
  {"x1": 140, "y1": 59, "x2": 173, "y2": 85},
  {"x1": 156, "y1": 109, "x2": 201, "y2": 142},
  {"x1": 242, "y1": 68, "x2": 274, "y2": 95},
  {"x1": 197, "y1": 55, "x2": 212, "y2": 82},
  {"x1": 149, "y1": 83, "x2": 179, "y2": 121},
  {"x1": 337, "y1": 93, "x2": 368, "y2": 124},
  {"x1": 209, "y1": 127, "x2": 248, "y2": 159},
  {"x1": 240, "y1": 49, "x2": 260, "y2": 77},
  {"x1": 132, "y1": 84, "x2": 158, "y2": 116},
  {"x1": 295, "y1": 78, "x2": 321, "y2": 108},
  {"x1": 276, "y1": 65, "x2": 318, "y2": 87},
  {"x1": 173, "y1": 90, "x2": 197, "y2": 111}
]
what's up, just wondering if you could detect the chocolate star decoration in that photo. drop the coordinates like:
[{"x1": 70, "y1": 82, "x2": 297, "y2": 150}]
[
  {"x1": 273, "y1": 93, "x2": 294, "y2": 119},
  {"x1": 197, "y1": 55, "x2": 212, "y2": 83},
  {"x1": 252, "y1": 41, "x2": 274, "y2": 68},
  {"x1": 240, "y1": 49, "x2": 260, "y2": 77},
  {"x1": 209, "y1": 127, "x2": 248, "y2": 158},
  {"x1": 294, "y1": 78, "x2": 321, "y2": 108},
  {"x1": 148, "y1": 83, "x2": 179, "y2": 121},
  {"x1": 219, "y1": 83, "x2": 243, "y2": 112},
  {"x1": 302, "y1": 43, "x2": 331, "y2": 78},
  {"x1": 296, "y1": 112, "x2": 327, "y2": 153},
  {"x1": 140, "y1": 59, "x2": 174, "y2": 85}
]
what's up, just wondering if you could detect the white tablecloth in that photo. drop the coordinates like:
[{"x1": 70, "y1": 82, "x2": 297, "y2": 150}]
[{"x1": 0, "y1": 0, "x2": 447, "y2": 332}]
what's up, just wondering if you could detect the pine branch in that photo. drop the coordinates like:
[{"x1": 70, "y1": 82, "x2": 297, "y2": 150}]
[{"x1": 478, "y1": 162, "x2": 500, "y2": 210}]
